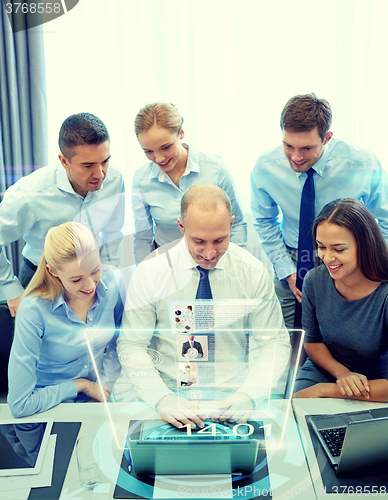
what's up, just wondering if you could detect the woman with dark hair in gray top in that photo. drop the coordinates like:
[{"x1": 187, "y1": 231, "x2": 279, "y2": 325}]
[{"x1": 293, "y1": 198, "x2": 388, "y2": 401}]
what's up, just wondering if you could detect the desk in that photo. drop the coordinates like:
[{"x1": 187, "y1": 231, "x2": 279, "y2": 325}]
[
  {"x1": 0, "y1": 400, "x2": 313, "y2": 499},
  {"x1": 292, "y1": 398, "x2": 388, "y2": 499}
]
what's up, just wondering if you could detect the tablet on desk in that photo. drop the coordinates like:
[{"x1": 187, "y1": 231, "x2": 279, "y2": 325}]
[
  {"x1": 0, "y1": 419, "x2": 53, "y2": 476},
  {"x1": 126, "y1": 420, "x2": 263, "y2": 475}
]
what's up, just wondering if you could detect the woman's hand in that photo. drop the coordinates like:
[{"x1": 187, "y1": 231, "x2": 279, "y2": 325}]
[
  {"x1": 304, "y1": 343, "x2": 370, "y2": 399},
  {"x1": 336, "y1": 372, "x2": 370, "y2": 399},
  {"x1": 74, "y1": 378, "x2": 111, "y2": 402}
]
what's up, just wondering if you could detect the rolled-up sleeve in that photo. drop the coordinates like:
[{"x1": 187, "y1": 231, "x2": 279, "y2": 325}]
[{"x1": 8, "y1": 302, "x2": 77, "y2": 418}]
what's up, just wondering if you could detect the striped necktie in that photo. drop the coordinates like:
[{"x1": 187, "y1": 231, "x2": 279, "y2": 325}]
[{"x1": 196, "y1": 266, "x2": 213, "y2": 299}]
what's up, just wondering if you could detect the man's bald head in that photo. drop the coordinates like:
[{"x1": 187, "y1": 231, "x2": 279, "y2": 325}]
[
  {"x1": 178, "y1": 185, "x2": 234, "y2": 269},
  {"x1": 180, "y1": 184, "x2": 232, "y2": 222}
]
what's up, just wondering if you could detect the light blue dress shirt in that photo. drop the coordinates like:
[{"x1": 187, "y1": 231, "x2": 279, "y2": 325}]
[
  {"x1": 132, "y1": 145, "x2": 247, "y2": 263},
  {"x1": 251, "y1": 138, "x2": 388, "y2": 281},
  {"x1": 0, "y1": 164, "x2": 125, "y2": 301},
  {"x1": 7, "y1": 271, "x2": 123, "y2": 418}
]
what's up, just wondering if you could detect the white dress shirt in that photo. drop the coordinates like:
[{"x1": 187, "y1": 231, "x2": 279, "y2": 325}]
[{"x1": 117, "y1": 238, "x2": 290, "y2": 409}]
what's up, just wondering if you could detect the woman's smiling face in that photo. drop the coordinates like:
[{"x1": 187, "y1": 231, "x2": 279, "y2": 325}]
[
  {"x1": 49, "y1": 253, "x2": 102, "y2": 303},
  {"x1": 137, "y1": 125, "x2": 185, "y2": 174},
  {"x1": 316, "y1": 221, "x2": 362, "y2": 283}
]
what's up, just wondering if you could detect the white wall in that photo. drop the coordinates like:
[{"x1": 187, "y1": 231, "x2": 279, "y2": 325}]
[{"x1": 44, "y1": 0, "x2": 388, "y2": 218}]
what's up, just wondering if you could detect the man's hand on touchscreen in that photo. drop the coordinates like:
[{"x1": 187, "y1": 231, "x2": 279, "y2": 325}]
[
  {"x1": 156, "y1": 394, "x2": 206, "y2": 429},
  {"x1": 210, "y1": 392, "x2": 254, "y2": 424}
]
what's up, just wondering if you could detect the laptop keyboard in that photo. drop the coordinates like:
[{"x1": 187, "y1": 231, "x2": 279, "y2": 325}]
[
  {"x1": 145, "y1": 434, "x2": 243, "y2": 440},
  {"x1": 319, "y1": 427, "x2": 346, "y2": 457}
]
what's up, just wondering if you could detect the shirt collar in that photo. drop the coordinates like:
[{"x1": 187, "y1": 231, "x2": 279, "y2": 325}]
[
  {"x1": 56, "y1": 164, "x2": 78, "y2": 195},
  {"x1": 312, "y1": 141, "x2": 330, "y2": 176},
  {"x1": 51, "y1": 278, "x2": 108, "y2": 311},
  {"x1": 186, "y1": 146, "x2": 201, "y2": 173},
  {"x1": 148, "y1": 162, "x2": 163, "y2": 180},
  {"x1": 296, "y1": 142, "x2": 331, "y2": 179},
  {"x1": 147, "y1": 144, "x2": 198, "y2": 182}
]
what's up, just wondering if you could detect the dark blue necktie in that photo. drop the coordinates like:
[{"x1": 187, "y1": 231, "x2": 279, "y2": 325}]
[
  {"x1": 296, "y1": 169, "x2": 315, "y2": 291},
  {"x1": 195, "y1": 267, "x2": 214, "y2": 358},
  {"x1": 196, "y1": 266, "x2": 213, "y2": 299}
]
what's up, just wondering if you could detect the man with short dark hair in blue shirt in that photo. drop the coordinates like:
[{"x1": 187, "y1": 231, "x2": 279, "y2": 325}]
[
  {"x1": 0, "y1": 112, "x2": 125, "y2": 317},
  {"x1": 251, "y1": 93, "x2": 388, "y2": 329}
]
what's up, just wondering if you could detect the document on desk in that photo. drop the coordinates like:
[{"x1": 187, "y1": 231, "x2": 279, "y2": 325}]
[
  {"x1": 0, "y1": 434, "x2": 56, "y2": 492},
  {"x1": 153, "y1": 474, "x2": 233, "y2": 499}
]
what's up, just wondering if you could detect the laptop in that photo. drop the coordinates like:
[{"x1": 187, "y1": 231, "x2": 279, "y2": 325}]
[
  {"x1": 308, "y1": 407, "x2": 388, "y2": 476},
  {"x1": 126, "y1": 419, "x2": 263, "y2": 475}
]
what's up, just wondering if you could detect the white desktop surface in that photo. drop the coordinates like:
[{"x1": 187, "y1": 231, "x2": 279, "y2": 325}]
[
  {"x1": 0, "y1": 400, "x2": 314, "y2": 499},
  {"x1": 292, "y1": 398, "x2": 388, "y2": 498}
]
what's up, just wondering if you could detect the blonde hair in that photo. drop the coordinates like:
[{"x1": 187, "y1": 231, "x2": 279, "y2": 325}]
[
  {"x1": 23, "y1": 222, "x2": 99, "y2": 301},
  {"x1": 134, "y1": 103, "x2": 183, "y2": 136}
]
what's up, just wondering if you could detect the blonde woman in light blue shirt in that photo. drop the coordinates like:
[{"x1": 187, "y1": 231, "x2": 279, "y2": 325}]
[
  {"x1": 132, "y1": 103, "x2": 247, "y2": 263},
  {"x1": 8, "y1": 222, "x2": 123, "y2": 418}
]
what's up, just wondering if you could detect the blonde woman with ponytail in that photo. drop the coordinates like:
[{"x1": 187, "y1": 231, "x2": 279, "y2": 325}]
[{"x1": 8, "y1": 222, "x2": 123, "y2": 417}]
